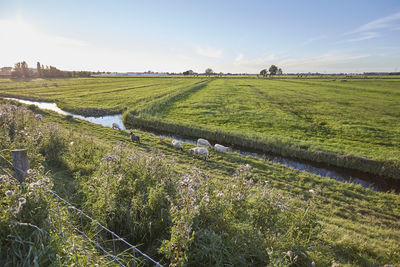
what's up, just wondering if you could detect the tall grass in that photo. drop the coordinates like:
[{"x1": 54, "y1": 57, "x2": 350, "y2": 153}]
[{"x1": 1, "y1": 102, "x2": 322, "y2": 266}]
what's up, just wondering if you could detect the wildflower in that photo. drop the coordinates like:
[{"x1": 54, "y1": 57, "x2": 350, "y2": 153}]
[
  {"x1": 287, "y1": 250, "x2": 293, "y2": 259},
  {"x1": 39, "y1": 165, "x2": 45, "y2": 172},
  {"x1": 188, "y1": 188, "x2": 195, "y2": 195},
  {"x1": 203, "y1": 194, "x2": 210, "y2": 202},
  {"x1": 312, "y1": 261, "x2": 316, "y2": 267},
  {"x1": 5, "y1": 190, "x2": 13, "y2": 196},
  {"x1": 216, "y1": 191, "x2": 224, "y2": 198},
  {"x1": 277, "y1": 204, "x2": 287, "y2": 212},
  {"x1": 236, "y1": 192, "x2": 244, "y2": 200},
  {"x1": 69, "y1": 141, "x2": 74, "y2": 146},
  {"x1": 18, "y1": 197, "x2": 26, "y2": 205}
]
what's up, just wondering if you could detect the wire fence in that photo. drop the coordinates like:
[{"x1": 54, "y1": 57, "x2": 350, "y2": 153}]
[{"x1": 0, "y1": 153, "x2": 162, "y2": 267}]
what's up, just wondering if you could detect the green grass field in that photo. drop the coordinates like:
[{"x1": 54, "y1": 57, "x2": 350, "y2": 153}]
[
  {"x1": 0, "y1": 77, "x2": 205, "y2": 115},
  {"x1": 124, "y1": 77, "x2": 400, "y2": 178},
  {"x1": 1, "y1": 76, "x2": 400, "y2": 178},
  {"x1": 1, "y1": 98, "x2": 399, "y2": 266}
]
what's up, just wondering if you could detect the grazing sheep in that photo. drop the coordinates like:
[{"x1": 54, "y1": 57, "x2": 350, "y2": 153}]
[
  {"x1": 130, "y1": 132, "x2": 140, "y2": 143},
  {"x1": 35, "y1": 114, "x2": 42, "y2": 121},
  {"x1": 172, "y1": 139, "x2": 183, "y2": 151},
  {"x1": 189, "y1": 147, "x2": 209, "y2": 160},
  {"x1": 197, "y1": 138, "x2": 212, "y2": 148},
  {"x1": 214, "y1": 144, "x2": 230, "y2": 153},
  {"x1": 112, "y1": 123, "x2": 121, "y2": 130}
]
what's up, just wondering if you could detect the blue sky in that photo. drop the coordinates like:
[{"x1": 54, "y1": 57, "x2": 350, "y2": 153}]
[{"x1": 1, "y1": 0, "x2": 399, "y2": 73}]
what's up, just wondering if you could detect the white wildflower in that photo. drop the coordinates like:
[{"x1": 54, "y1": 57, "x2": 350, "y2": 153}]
[
  {"x1": 18, "y1": 197, "x2": 26, "y2": 205},
  {"x1": 5, "y1": 190, "x2": 13, "y2": 196},
  {"x1": 287, "y1": 250, "x2": 293, "y2": 259}
]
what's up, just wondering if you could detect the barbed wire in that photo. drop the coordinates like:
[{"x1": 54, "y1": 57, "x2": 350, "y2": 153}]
[{"x1": 0, "y1": 153, "x2": 163, "y2": 267}]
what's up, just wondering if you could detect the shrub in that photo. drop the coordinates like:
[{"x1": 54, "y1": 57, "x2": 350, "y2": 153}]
[{"x1": 39, "y1": 125, "x2": 67, "y2": 167}]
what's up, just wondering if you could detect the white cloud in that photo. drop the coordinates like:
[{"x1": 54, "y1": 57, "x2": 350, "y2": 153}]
[
  {"x1": 278, "y1": 53, "x2": 371, "y2": 67},
  {"x1": 233, "y1": 53, "x2": 279, "y2": 68},
  {"x1": 301, "y1": 35, "x2": 327, "y2": 46},
  {"x1": 338, "y1": 32, "x2": 379, "y2": 43},
  {"x1": 350, "y1": 11, "x2": 400, "y2": 34},
  {"x1": 195, "y1": 45, "x2": 223, "y2": 58},
  {"x1": 235, "y1": 53, "x2": 244, "y2": 61},
  {"x1": 339, "y1": 12, "x2": 400, "y2": 43}
]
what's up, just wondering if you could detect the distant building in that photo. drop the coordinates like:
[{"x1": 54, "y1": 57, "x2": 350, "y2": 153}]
[{"x1": 0, "y1": 67, "x2": 12, "y2": 78}]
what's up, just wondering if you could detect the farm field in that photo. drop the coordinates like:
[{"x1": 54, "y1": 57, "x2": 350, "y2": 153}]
[
  {"x1": 1, "y1": 98, "x2": 399, "y2": 266},
  {"x1": 0, "y1": 77, "x2": 205, "y2": 115},
  {"x1": 124, "y1": 77, "x2": 400, "y2": 178}
]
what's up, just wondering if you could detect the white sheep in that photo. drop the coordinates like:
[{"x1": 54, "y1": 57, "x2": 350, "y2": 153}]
[
  {"x1": 172, "y1": 139, "x2": 183, "y2": 151},
  {"x1": 35, "y1": 114, "x2": 42, "y2": 121},
  {"x1": 189, "y1": 147, "x2": 209, "y2": 160},
  {"x1": 112, "y1": 123, "x2": 121, "y2": 130},
  {"x1": 214, "y1": 144, "x2": 230, "y2": 153},
  {"x1": 197, "y1": 138, "x2": 212, "y2": 148}
]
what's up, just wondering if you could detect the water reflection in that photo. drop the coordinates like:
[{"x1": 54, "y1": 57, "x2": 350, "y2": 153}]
[{"x1": 4, "y1": 97, "x2": 125, "y2": 130}]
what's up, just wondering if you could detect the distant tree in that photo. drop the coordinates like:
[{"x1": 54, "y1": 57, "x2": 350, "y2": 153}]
[
  {"x1": 269, "y1": 65, "x2": 278, "y2": 75},
  {"x1": 183, "y1": 70, "x2": 194, "y2": 75},
  {"x1": 277, "y1": 68, "x2": 283, "y2": 75},
  {"x1": 37, "y1": 62, "x2": 42, "y2": 77},
  {"x1": 205, "y1": 68, "x2": 214, "y2": 75},
  {"x1": 12, "y1": 61, "x2": 30, "y2": 78},
  {"x1": 260, "y1": 69, "x2": 268, "y2": 76}
]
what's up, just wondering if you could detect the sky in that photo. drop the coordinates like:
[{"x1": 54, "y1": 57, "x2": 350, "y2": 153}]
[{"x1": 0, "y1": 0, "x2": 400, "y2": 73}]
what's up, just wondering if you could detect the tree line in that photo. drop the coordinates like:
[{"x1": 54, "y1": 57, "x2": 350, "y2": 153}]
[
  {"x1": 260, "y1": 65, "x2": 282, "y2": 76},
  {"x1": 182, "y1": 66, "x2": 283, "y2": 76},
  {"x1": 11, "y1": 61, "x2": 92, "y2": 78}
]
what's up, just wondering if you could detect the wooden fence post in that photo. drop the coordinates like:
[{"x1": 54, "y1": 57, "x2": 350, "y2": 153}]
[{"x1": 11, "y1": 149, "x2": 30, "y2": 183}]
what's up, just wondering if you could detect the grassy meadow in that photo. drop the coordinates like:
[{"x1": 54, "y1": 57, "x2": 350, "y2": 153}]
[
  {"x1": 2, "y1": 76, "x2": 399, "y2": 179},
  {"x1": 1, "y1": 77, "x2": 400, "y2": 266},
  {"x1": 0, "y1": 77, "x2": 205, "y2": 116},
  {"x1": 124, "y1": 77, "x2": 400, "y2": 178}
]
